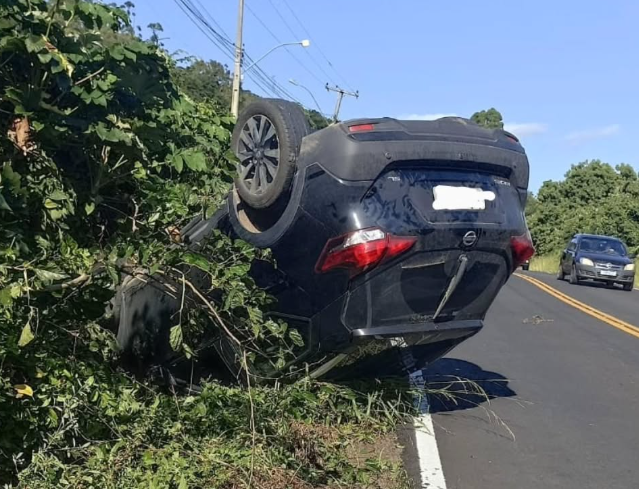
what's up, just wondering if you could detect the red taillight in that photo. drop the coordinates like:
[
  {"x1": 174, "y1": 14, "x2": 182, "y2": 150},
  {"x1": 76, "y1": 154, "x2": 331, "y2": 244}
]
[
  {"x1": 349, "y1": 123, "x2": 375, "y2": 133},
  {"x1": 510, "y1": 232, "x2": 535, "y2": 268},
  {"x1": 315, "y1": 228, "x2": 417, "y2": 276}
]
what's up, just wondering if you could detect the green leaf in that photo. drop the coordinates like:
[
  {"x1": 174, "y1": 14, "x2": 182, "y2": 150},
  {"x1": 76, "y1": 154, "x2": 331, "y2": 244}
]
[
  {"x1": 133, "y1": 161, "x2": 146, "y2": 179},
  {"x1": 44, "y1": 199, "x2": 58, "y2": 209},
  {"x1": 48, "y1": 408, "x2": 59, "y2": 426},
  {"x1": 0, "y1": 287, "x2": 13, "y2": 307},
  {"x1": 0, "y1": 18, "x2": 17, "y2": 30},
  {"x1": 251, "y1": 322, "x2": 261, "y2": 338},
  {"x1": 18, "y1": 322, "x2": 35, "y2": 347},
  {"x1": 169, "y1": 325, "x2": 183, "y2": 351},
  {"x1": 172, "y1": 154, "x2": 184, "y2": 173},
  {"x1": 37, "y1": 53, "x2": 53, "y2": 64},
  {"x1": 106, "y1": 265, "x2": 118, "y2": 285},
  {"x1": 178, "y1": 476, "x2": 188, "y2": 489},
  {"x1": 94, "y1": 94, "x2": 107, "y2": 107},
  {"x1": 94, "y1": 123, "x2": 109, "y2": 141},
  {"x1": 34, "y1": 269, "x2": 68, "y2": 284},
  {"x1": 24, "y1": 34, "x2": 46, "y2": 53},
  {"x1": 122, "y1": 48, "x2": 137, "y2": 61},
  {"x1": 0, "y1": 193, "x2": 12, "y2": 212},
  {"x1": 110, "y1": 45, "x2": 125, "y2": 61},
  {"x1": 49, "y1": 190, "x2": 68, "y2": 201},
  {"x1": 93, "y1": 123, "x2": 131, "y2": 144},
  {"x1": 183, "y1": 151, "x2": 207, "y2": 172},
  {"x1": 49, "y1": 209, "x2": 64, "y2": 220},
  {"x1": 183, "y1": 343, "x2": 195, "y2": 360},
  {"x1": 85, "y1": 202, "x2": 95, "y2": 215},
  {"x1": 289, "y1": 328, "x2": 305, "y2": 348},
  {"x1": 182, "y1": 252, "x2": 210, "y2": 272},
  {"x1": 205, "y1": 205, "x2": 218, "y2": 219}
]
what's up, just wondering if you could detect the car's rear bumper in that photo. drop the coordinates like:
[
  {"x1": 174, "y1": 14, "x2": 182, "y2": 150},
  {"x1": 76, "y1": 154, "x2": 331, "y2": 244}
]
[
  {"x1": 352, "y1": 319, "x2": 482, "y2": 340},
  {"x1": 575, "y1": 264, "x2": 634, "y2": 282},
  {"x1": 315, "y1": 320, "x2": 482, "y2": 380}
]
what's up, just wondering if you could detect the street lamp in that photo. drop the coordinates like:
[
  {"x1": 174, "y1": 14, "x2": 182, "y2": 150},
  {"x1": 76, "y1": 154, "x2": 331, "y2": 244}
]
[
  {"x1": 289, "y1": 78, "x2": 325, "y2": 116},
  {"x1": 243, "y1": 40, "x2": 310, "y2": 73}
]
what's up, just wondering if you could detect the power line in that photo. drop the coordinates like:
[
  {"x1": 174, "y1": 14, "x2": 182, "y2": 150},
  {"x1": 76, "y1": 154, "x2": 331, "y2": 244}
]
[
  {"x1": 175, "y1": 0, "x2": 234, "y2": 51},
  {"x1": 178, "y1": 0, "x2": 300, "y2": 102},
  {"x1": 172, "y1": 0, "x2": 302, "y2": 103},
  {"x1": 280, "y1": 0, "x2": 356, "y2": 93},
  {"x1": 173, "y1": 0, "x2": 277, "y2": 97},
  {"x1": 275, "y1": 0, "x2": 340, "y2": 88},
  {"x1": 246, "y1": 1, "x2": 325, "y2": 87},
  {"x1": 192, "y1": 0, "x2": 234, "y2": 42},
  {"x1": 172, "y1": 0, "x2": 233, "y2": 60}
]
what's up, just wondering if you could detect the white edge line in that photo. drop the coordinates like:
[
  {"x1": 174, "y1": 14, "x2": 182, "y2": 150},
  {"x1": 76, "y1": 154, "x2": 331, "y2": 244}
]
[
  {"x1": 409, "y1": 370, "x2": 447, "y2": 489},
  {"x1": 414, "y1": 412, "x2": 447, "y2": 489}
]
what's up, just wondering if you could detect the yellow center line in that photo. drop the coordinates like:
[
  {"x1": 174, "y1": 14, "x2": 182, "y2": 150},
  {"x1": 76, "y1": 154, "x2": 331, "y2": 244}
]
[{"x1": 514, "y1": 273, "x2": 639, "y2": 340}]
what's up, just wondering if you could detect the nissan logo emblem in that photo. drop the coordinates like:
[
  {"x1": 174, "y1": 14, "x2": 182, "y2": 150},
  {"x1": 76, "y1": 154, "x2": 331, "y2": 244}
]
[{"x1": 462, "y1": 231, "x2": 478, "y2": 247}]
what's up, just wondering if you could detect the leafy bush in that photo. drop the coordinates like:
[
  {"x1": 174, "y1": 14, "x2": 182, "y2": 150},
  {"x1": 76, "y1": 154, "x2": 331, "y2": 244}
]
[
  {"x1": 527, "y1": 160, "x2": 639, "y2": 255},
  {"x1": 0, "y1": 2, "x2": 412, "y2": 487}
]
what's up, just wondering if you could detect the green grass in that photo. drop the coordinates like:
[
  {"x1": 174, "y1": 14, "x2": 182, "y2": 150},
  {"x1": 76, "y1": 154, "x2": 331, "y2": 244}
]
[{"x1": 529, "y1": 254, "x2": 561, "y2": 274}]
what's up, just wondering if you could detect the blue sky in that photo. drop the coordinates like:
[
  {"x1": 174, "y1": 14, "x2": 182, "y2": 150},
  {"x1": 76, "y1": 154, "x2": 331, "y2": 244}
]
[{"x1": 132, "y1": 0, "x2": 638, "y2": 191}]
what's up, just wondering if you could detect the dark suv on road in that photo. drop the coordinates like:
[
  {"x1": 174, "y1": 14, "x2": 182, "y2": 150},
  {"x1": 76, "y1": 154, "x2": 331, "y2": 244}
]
[{"x1": 557, "y1": 234, "x2": 635, "y2": 291}]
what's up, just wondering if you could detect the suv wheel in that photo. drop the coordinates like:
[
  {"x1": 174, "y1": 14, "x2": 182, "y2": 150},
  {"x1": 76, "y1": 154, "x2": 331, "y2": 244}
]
[
  {"x1": 231, "y1": 99, "x2": 310, "y2": 210},
  {"x1": 623, "y1": 282, "x2": 634, "y2": 292}
]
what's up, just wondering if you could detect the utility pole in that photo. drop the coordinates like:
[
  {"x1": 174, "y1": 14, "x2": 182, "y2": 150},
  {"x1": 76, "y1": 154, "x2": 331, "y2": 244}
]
[
  {"x1": 325, "y1": 84, "x2": 359, "y2": 122},
  {"x1": 230, "y1": 0, "x2": 245, "y2": 118}
]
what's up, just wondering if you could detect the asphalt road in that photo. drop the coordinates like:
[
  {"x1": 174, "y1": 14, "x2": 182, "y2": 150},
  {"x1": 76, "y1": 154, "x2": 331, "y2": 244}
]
[{"x1": 409, "y1": 271, "x2": 639, "y2": 489}]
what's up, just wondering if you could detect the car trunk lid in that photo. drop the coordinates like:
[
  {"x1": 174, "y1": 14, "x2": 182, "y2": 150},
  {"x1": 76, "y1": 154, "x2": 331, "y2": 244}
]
[{"x1": 341, "y1": 167, "x2": 528, "y2": 332}]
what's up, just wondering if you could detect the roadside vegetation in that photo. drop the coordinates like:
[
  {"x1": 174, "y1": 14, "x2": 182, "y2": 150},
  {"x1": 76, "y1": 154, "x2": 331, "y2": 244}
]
[
  {"x1": 0, "y1": 1, "x2": 549, "y2": 486},
  {"x1": 0, "y1": 1, "x2": 410, "y2": 487},
  {"x1": 466, "y1": 108, "x2": 639, "y2": 283},
  {"x1": 525, "y1": 160, "x2": 639, "y2": 283}
]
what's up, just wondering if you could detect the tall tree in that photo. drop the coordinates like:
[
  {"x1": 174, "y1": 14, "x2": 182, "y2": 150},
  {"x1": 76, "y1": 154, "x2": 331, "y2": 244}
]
[
  {"x1": 526, "y1": 160, "x2": 639, "y2": 254},
  {"x1": 305, "y1": 108, "x2": 331, "y2": 130},
  {"x1": 471, "y1": 108, "x2": 504, "y2": 129},
  {"x1": 172, "y1": 60, "x2": 257, "y2": 110}
]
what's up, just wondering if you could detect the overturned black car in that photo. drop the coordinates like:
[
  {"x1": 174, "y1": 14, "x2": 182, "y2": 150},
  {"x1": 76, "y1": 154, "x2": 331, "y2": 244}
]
[{"x1": 114, "y1": 99, "x2": 534, "y2": 380}]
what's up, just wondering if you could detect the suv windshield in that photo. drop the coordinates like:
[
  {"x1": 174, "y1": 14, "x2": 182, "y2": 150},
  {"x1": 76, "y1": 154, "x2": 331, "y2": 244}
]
[{"x1": 579, "y1": 237, "x2": 627, "y2": 256}]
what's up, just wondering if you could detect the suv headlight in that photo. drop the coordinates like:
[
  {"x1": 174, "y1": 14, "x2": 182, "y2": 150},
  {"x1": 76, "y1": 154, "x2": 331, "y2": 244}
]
[
  {"x1": 580, "y1": 258, "x2": 594, "y2": 266},
  {"x1": 625, "y1": 263, "x2": 635, "y2": 271}
]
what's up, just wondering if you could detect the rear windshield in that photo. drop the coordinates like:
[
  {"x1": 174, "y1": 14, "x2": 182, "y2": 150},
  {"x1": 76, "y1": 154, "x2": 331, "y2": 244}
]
[{"x1": 579, "y1": 238, "x2": 627, "y2": 256}]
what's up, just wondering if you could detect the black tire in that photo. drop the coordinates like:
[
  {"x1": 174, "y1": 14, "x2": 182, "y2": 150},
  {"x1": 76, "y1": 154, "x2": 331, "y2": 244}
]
[
  {"x1": 569, "y1": 264, "x2": 579, "y2": 285},
  {"x1": 522, "y1": 264, "x2": 529, "y2": 271},
  {"x1": 623, "y1": 282, "x2": 633, "y2": 292},
  {"x1": 556, "y1": 265, "x2": 564, "y2": 281},
  {"x1": 231, "y1": 99, "x2": 310, "y2": 210}
]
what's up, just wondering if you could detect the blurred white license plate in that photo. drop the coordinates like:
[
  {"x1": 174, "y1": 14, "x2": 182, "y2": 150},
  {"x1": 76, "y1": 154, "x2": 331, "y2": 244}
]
[
  {"x1": 600, "y1": 270, "x2": 617, "y2": 277},
  {"x1": 432, "y1": 185, "x2": 496, "y2": 211}
]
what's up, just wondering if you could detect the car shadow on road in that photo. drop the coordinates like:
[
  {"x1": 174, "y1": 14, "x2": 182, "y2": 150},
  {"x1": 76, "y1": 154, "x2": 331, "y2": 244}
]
[
  {"x1": 421, "y1": 358, "x2": 516, "y2": 413},
  {"x1": 572, "y1": 280, "x2": 626, "y2": 291}
]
